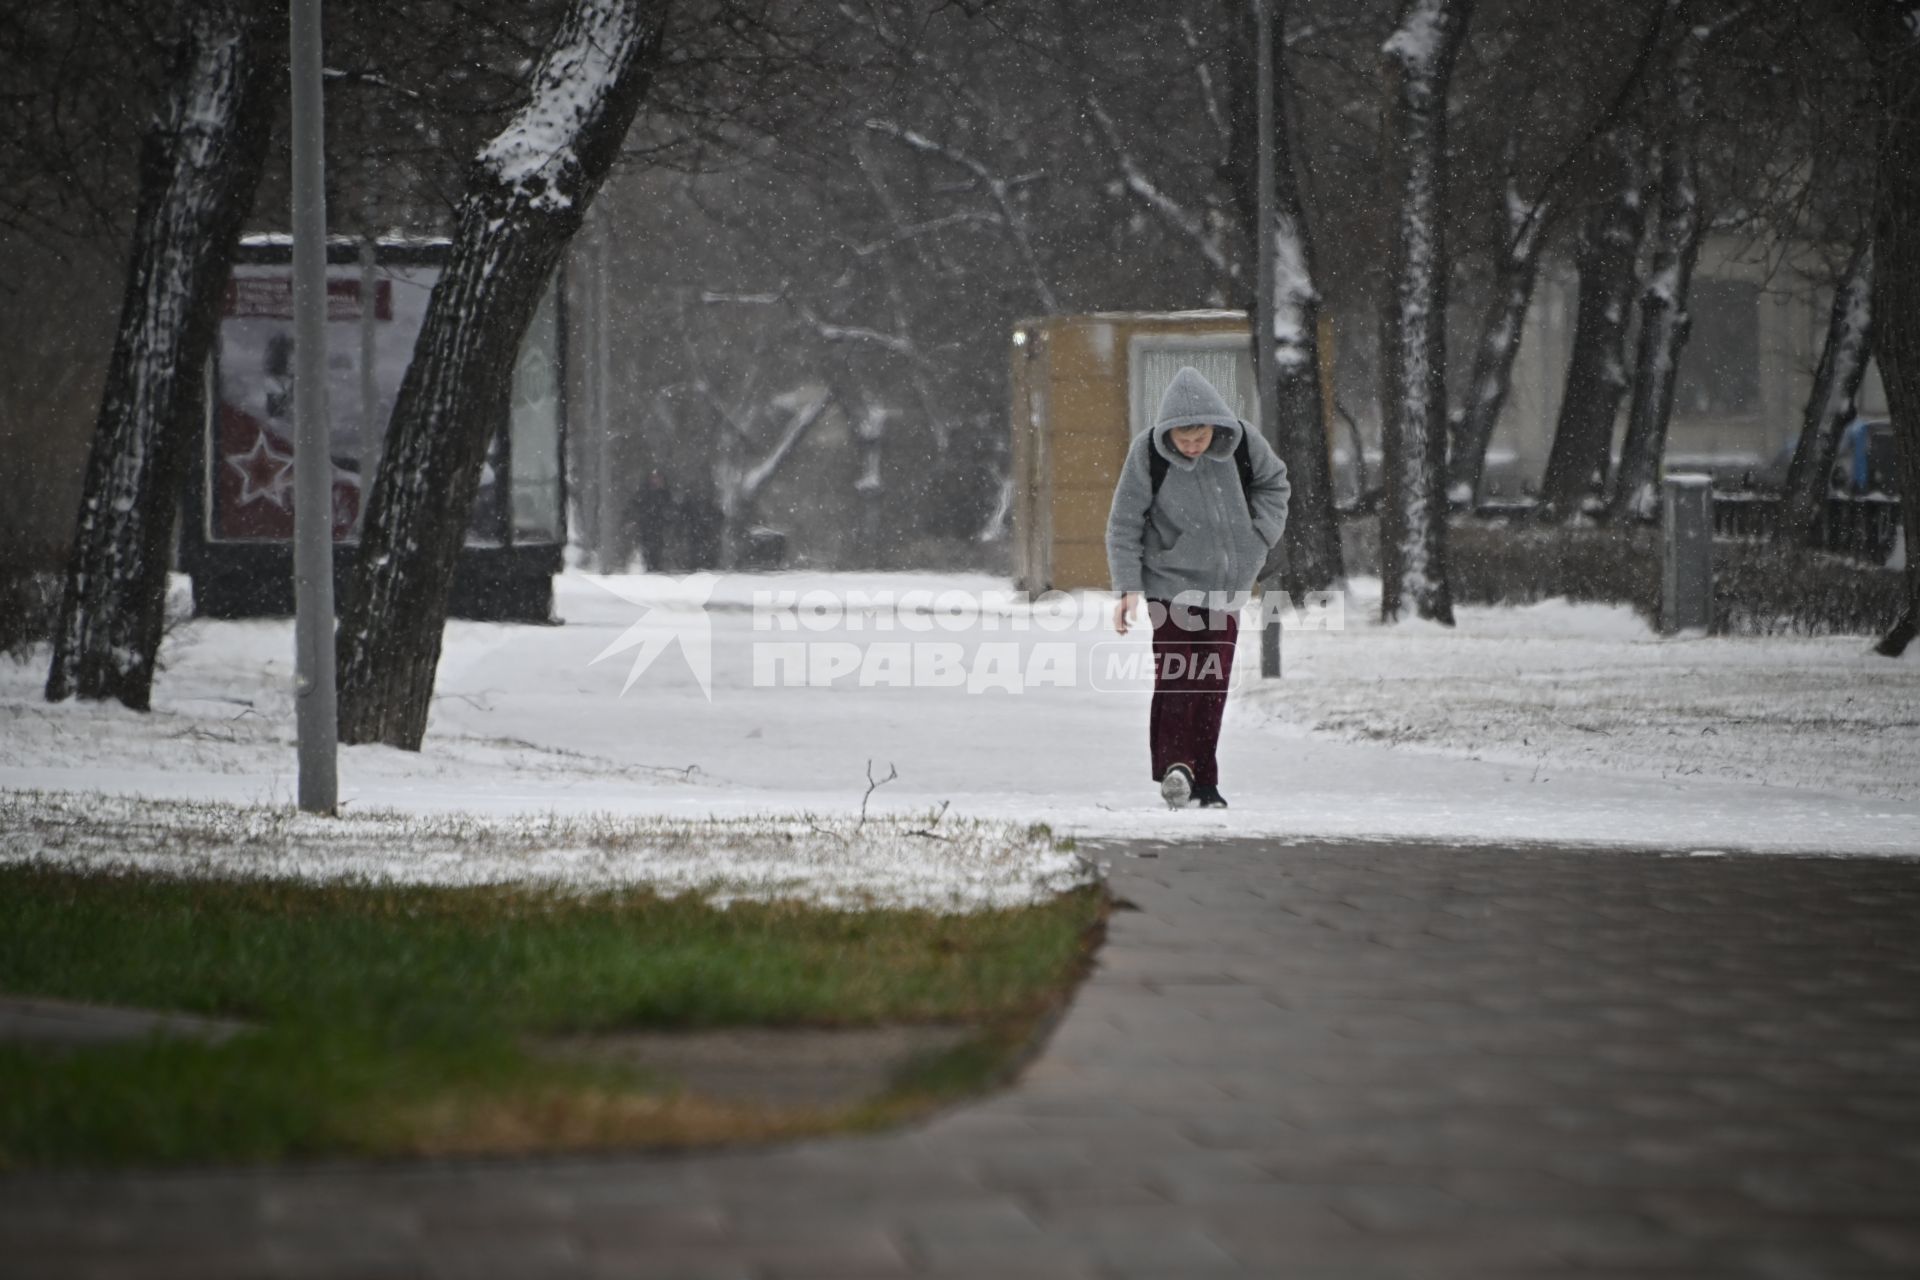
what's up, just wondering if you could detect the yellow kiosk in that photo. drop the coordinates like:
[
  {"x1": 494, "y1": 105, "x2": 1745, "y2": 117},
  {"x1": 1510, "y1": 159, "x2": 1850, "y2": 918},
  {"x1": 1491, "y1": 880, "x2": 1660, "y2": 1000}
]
[{"x1": 1010, "y1": 311, "x2": 1259, "y2": 593}]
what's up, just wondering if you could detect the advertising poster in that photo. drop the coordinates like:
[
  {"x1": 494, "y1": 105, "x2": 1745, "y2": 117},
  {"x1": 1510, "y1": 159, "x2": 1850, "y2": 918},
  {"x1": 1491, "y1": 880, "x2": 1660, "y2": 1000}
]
[{"x1": 210, "y1": 262, "x2": 437, "y2": 542}]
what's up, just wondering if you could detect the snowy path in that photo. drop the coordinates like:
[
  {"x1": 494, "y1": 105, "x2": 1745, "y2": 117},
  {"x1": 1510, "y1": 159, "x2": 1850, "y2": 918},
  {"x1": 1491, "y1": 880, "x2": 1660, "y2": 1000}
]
[{"x1": 2, "y1": 571, "x2": 1916, "y2": 858}]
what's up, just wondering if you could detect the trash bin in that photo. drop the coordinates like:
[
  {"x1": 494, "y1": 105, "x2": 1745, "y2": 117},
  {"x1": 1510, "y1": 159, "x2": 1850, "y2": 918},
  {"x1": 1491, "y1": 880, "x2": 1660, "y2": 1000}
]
[{"x1": 1660, "y1": 474, "x2": 1712, "y2": 635}]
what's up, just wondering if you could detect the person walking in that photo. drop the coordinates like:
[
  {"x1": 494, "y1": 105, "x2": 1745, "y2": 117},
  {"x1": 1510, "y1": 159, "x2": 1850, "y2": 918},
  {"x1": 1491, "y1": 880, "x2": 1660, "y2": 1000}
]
[
  {"x1": 628, "y1": 469, "x2": 675, "y2": 571},
  {"x1": 1106, "y1": 366, "x2": 1291, "y2": 809}
]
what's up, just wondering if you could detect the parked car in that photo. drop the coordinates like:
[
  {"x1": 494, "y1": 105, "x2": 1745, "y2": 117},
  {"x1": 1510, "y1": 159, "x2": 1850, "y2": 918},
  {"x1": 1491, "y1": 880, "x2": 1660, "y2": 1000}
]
[
  {"x1": 1836, "y1": 417, "x2": 1900, "y2": 496},
  {"x1": 1753, "y1": 417, "x2": 1899, "y2": 496}
]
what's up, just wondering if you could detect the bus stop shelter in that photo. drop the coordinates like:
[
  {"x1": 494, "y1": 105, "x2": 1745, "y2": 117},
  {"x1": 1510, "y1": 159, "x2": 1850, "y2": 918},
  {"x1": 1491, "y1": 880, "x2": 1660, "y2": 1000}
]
[{"x1": 180, "y1": 235, "x2": 568, "y2": 622}]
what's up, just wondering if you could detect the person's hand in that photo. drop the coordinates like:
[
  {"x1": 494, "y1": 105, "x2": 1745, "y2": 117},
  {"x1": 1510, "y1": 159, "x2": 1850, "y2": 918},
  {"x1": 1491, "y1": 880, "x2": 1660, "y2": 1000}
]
[{"x1": 1113, "y1": 592, "x2": 1141, "y2": 635}]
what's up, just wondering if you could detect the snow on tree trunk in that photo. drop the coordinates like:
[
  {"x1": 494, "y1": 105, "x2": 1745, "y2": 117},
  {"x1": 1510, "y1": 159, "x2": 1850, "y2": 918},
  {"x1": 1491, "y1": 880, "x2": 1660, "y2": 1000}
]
[
  {"x1": 1447, "y1": 172, "x2": 1551, "y2": 505},
  {"x1": 1538, "y1": 134, "x2": 1647, "y2": 521},
  {"x1": 715, "y1": 389, "x2": 831, "y2": 568},
  {"x1": 1867, "y1": 3, "x2": 1920, "y2": 657},
  {"x1": 1607, "y1": 32, "x2": 1713, "y2": 523},
  {"x1": 336, "y1": 0, "x2": 669, "y2": 749},
  {"x1": 44, "y1": 0, "x2": 280, "y2": 710},
  {"x1": 1224, "y1": 0, "x2": 1343, "y2": 594},
  {"x1": 1778, "y1": 238, "x2": 1874, "y2": 547},
  {"x1": 1376, "y1": 0, "x2": 1471, "y2": 624},
  {"x1": 1267, "y1": 204, "x2": 1344, "y2": 596}
]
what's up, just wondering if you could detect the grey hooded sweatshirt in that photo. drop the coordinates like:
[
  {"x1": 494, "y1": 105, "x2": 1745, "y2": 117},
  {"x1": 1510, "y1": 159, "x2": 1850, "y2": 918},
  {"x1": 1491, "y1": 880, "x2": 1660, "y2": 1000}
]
[{"x1": 1105, "y1": 366, "x2": 1292, "y2": 603}]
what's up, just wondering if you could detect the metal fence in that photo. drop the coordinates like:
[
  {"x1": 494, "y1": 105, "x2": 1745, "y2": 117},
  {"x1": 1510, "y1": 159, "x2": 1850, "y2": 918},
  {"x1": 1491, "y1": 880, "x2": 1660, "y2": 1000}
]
[
  {"x1": 1446, "y1": 493, "x2": 1903, "y2": 566},
  {"x1": 1709, "y1": 493, "x2": 1903, "y2": 563}
]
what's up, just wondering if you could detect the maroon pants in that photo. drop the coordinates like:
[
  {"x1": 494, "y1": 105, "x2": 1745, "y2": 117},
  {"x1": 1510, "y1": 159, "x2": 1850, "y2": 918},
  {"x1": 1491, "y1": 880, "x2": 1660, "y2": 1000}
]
[{"x1": 1148, "y1": 599, "x2": 1239, "y2": 787}]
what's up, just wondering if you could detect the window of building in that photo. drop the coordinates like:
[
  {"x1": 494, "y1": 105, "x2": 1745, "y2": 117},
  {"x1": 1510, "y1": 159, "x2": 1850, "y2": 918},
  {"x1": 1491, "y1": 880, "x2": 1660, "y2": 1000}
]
[{"x1": 1674, "y1": 278, "x2": 1761, "y2": 418}]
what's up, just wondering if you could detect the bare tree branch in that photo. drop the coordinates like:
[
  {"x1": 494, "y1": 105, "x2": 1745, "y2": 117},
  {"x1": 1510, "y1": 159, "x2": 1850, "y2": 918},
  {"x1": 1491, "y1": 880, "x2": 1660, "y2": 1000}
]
[
  {"x1": 863, "y1": 116, "x2": 1060, "y2": 311},
  {"x1": 1083, "y1": 96, "x2": 1236, "y2": 286}
]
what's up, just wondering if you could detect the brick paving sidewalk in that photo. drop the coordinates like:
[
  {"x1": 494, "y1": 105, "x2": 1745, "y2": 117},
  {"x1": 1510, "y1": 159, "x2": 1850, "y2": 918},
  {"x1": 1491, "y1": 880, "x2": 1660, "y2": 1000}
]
[{"x1": 5, "y1": 838, "x2": 1920, "y2": 1278}]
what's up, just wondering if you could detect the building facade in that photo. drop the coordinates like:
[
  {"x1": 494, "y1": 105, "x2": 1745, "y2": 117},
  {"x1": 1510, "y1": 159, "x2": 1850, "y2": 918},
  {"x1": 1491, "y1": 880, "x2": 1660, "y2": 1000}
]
[{"x1": 1480, "y1": 233, "x2": 1888, "y2": 497}]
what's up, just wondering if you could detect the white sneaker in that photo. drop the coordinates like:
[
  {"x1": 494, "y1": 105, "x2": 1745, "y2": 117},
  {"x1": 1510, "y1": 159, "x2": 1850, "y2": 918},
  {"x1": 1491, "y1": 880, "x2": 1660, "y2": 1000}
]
[{"x1": 1160, "y1": 764, "x2": 1194, "y2": 810}]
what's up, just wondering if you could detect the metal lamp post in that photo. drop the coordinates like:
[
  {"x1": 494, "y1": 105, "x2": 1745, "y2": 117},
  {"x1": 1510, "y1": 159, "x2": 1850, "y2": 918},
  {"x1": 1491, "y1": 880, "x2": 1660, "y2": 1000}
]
[
  {"x1": 290, "y1": 0, "x2": 338, "y2": 813},
  {"x1": 1254, "y1": 0, "x2": 1283, "y2": 679}
]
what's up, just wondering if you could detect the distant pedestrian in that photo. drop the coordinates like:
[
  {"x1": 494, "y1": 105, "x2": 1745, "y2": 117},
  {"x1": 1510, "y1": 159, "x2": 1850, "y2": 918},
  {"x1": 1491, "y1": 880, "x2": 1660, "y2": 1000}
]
[
  {"x1": 1106, "y1": 367, "x2": 1291, "y2": 810},
  {"x1": 628, "y1": 469, "x2": 674, "y2": 571},
  {"x1": 678, "y1": 483, "x2": 727, "y2": 570}
]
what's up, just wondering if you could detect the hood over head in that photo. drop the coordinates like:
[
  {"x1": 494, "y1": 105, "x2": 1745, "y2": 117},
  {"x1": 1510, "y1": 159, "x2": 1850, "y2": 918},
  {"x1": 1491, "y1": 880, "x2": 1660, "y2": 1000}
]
[{"x1": 1152, "y1": 366, "x2": 1243, "y2": 460}]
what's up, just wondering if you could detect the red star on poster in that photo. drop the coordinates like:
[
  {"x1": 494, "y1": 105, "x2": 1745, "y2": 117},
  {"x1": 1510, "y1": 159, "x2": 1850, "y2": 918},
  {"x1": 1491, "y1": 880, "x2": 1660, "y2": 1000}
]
[{"x1": 226, "y1": 430, "x2": 294, "y2": 508}]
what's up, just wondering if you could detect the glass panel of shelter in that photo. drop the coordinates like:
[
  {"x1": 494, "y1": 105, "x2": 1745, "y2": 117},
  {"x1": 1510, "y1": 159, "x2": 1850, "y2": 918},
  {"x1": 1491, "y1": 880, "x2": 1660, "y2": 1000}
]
[{"x1": 509, "y1": 280, "x2": 563, "y2": 543}]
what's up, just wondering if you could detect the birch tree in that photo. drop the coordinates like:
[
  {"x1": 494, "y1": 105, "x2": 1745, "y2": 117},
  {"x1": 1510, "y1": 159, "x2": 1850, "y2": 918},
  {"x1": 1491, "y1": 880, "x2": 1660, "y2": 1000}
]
[
  {"x1": 1752, "y1": 7, "x2": 1879, "y2": 549},
  {"x1": 1445, "y1": 0, "x2": 1670, "y2": 506},
  {"x1": 1777, "y1": 239, "x2": 1874, "y2": 547},
  {"x1": 1445, "y1": 166, "x2": 1553, "y2": 505},
  {"x1": 336, "y1": 0, "x2": 672, "y2": 749},
  {"x1": 1606, "y1": 6, "x2": 1744, "y2": 522},
  {"x1": 1537, "y1": 131, "x2": 1648, "y2": 519},
  {"x1": 1864, "y1": 1, "x2": 1920, "y2": 657},
  {"x1": 714, "y1": 384, "x2": 834, "y2": 562},
  {"x1": 1376, "y1": 0, "x2": 1472, "y2": 624},
  {"x1": 43, "y1": 0, "x2": 281, "y2": 709}
]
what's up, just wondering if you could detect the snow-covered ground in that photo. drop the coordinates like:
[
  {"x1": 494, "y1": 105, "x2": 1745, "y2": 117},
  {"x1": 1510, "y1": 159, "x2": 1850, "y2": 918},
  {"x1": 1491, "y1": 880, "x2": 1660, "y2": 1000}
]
[
  {"x1": 2, "y1": 790, "x2": 1089, "y2": 911},
  {"x1": 1264, "y1": 587, "x2": 1919, "y2": 802},
  {"x1": 2, "y1": 571, "x2": 1917, "y2": 864}
]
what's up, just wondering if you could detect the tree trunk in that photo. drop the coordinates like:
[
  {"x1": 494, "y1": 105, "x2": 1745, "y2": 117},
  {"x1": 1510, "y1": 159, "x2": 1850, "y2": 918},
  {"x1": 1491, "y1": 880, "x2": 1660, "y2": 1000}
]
[
  {"x1": 1607, "y1": 37, "x2": 1712, "y2": 523},
  {"x1": 1447, "y1": 173, "x2": 1552, "y2": 504},
  {"x1": 1778, "y1": 238, "x2": 1874, "y2": 547},
  {"x1": 1377, "y1": 0, "x2": 1472, "y2": 624},
  {"x1": 1866, "y1": 4, "x2": 1920, "y2": 657},
  {"x1": 44, "y1": 0, "x2": 280, "y2": 710},
  {"x1": 1448, "y1": 0, "x2": 1672, "y2": 510},
  {"x1": 336, "y1": 0, "x2": 670, "y2": 748},
  {"x1": 717, "y1": 390, "x2": 831, "y2": 567},
  {"x1": 1538, "y1": 134, "x2": 1647, "y2": 520},
  {"x1": 1221, "y1": 0, "x2": 1342, "y2": 595}
]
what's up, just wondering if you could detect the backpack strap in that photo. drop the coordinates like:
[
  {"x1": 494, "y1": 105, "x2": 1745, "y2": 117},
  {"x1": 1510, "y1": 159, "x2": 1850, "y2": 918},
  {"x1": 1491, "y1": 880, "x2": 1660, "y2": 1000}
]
[
  {"x1": 1147, "y1": 427, "x2": 1257, "y2": 519},
  {"x1": 1148, "y1": 441, "x2": 1170, "y2": 497},
  {"x1": 1233, "y1": 430, "x2": 1255, "y2": 515}
]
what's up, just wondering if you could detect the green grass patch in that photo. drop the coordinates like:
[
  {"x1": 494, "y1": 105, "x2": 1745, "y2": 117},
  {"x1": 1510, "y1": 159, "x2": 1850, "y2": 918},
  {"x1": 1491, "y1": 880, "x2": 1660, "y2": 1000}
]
[{"x1": 0, "y1": 867, "x2": 1105, "y2": 1169}]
